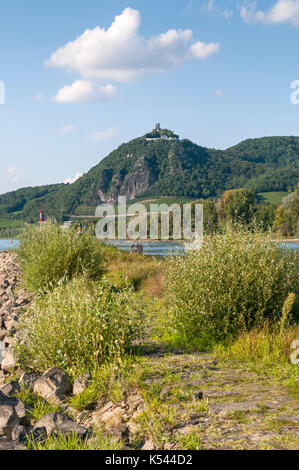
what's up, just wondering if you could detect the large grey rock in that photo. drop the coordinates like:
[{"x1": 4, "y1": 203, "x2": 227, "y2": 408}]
[
  {"x1": 0, "y1": 405, "x2": 20, "y2": 438},
  {"x1": 19, "y1": 372, "x2": 40, "y2": 390},
  {"x1": 0, "y1": 437, "x2": 26, "y2": 450},
  {"x1": 92, "y1": 401, "x2": 125, "y2": 429},
  {"x1": 14, "y1": 400, "x2": 26, "y2": 425},
  {"x1": 0, "y1": 371, "x2": 5, "y2": 386},
  {"x1": 1, "y1": 349, "x2": 17, "y2": 372},
  {"x1": 0, "y1": 391, "x2": 27, "y2": 425},
  {"x1": 33, "y1": 367, "x2": 72, "y2": 404},
  {"x1": 33, "y1": 412, "x2": 88, "y2": 438},
  {"x1": 0, "y1": 330, "x2": 6, "y2": 341},
  {"x1": 0, "y1": 390, "x2": 18, "y2": 406},
  {"x1": 140, "y1": 437, "x2": 155, "y2": 450},
  {"x1": 0, "y1": 381, "x2": 21, "y2": 397},
  {"x1": 4, "y1": 319, "x2": 19, "y2": 334},
  {"x1": 11, "y1": 425, "x2": 27, "y2": 443},
  {"x1": 73, "y1": 372, "x2": 91, "y2": 395}
]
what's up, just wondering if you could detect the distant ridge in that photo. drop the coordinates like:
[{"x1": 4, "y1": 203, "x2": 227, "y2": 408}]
[{"x1": 0, "y1": 128, "x2": 298, "y2": 222}]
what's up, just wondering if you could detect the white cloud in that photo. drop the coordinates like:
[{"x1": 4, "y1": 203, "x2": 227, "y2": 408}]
[
  {"x1": 7, "y1": 167, "x2": 20, "y2": 183},
  {"x1": 240, "y1": 0, "x2": 299, "y2": 27},
  {"x1": 86, "y1": 127, "x2": 117, "y2": 141},
  {"x1": 46, "y1": 7, "x2": 220, "y2": 83},
  {"x1": 53, "y1": 80, "x2": 117, "y2": 103},
  {"x1": 201, "y1": 0, "x2": 234, "y2": 19},
  {"x1": 216, "y1": 89, "x2": 223, "y2": 96},
  {"x1": 58, "y1": 124, "x2": 76, "y2": 135},
  {"x1": 190, "y1": 41, "x2": 221, "y2": 59},
  {"x1": 64, "y1": 172, "x2": 83, "y2": 184}
]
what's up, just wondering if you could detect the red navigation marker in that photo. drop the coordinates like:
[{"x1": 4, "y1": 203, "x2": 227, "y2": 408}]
[{"x1": 40, "y1": 210, "x2": 44, "y2": 230}]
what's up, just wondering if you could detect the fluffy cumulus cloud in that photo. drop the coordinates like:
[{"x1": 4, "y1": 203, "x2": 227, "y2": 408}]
[
  {"x1": 86, "y1": 127, "x2": 117, "y2": 141},
  {"x1": 240, "y1": 0, "x2": 299, "y2": 27},
  {"x1": 46, "y1": 7, "x2": 220, "y2": 85},
  {"x1": 64, "y1": 172, "x2": 83, "y2": 184},
  {"x1": 53, "y1": 80, "x2": 117, "y2": 103}
]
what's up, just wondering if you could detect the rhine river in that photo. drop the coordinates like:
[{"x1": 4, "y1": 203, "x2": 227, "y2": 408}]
[{"x1": 1, "y1": 239, "x2": 298, "y2": 256}]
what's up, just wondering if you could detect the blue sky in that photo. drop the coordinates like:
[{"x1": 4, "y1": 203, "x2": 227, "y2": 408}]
[{"x1": 1, "y1": 0, "x2": 299, "y2": 194}]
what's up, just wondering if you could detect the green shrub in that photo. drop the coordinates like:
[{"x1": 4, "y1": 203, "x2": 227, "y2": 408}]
[
  {"x1": 14, "y1": 276, "x2": 146, "y2": 374},
  {"x1": 18, "y1": 222, "x2": 103, "y2": 293},
  {"x1": 165, "y1": 227, "x2": 299, "y2": 345}
]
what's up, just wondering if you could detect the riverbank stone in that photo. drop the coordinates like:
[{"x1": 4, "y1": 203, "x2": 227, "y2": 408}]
[{"x1": 33, "y1": 367, "x2": 72, "y2": 404}]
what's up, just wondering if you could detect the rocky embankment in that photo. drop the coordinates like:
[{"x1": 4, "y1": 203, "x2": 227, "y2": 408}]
[{"x1": 0, "y1": 253, "x2": 92, "y2": 449}]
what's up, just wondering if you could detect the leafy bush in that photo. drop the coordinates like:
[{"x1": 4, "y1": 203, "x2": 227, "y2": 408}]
[
  {"x1": 14, "y1": 276, "x2": 146, "y2": 374},
  {"x1": 18, "y1": 222, "x2": 103, "y2": 293},
  {"x1": 165, "y1": 227, "x2": 299, "y2": 345}
]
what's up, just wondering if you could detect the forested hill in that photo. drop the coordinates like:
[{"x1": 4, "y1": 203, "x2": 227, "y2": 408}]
[
  {"x1": 0, "y1": 133, "x2": 298, "y2": 222},
  {"x1": 226, "y1": 136, "x2": 299, "y2": 167}
]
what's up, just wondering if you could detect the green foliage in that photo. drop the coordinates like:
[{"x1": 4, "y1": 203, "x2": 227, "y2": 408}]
[
  {"x1": 257, "y1": 192, "x2": 289, "y2": 206},
  {"x1": 274, "y1": 183, "x2": 299, "y2": 236},
  {"x1": 280, "y1": 293, "x2": 296, "y2": 334},
  {"x1": 144, "y1": 127, "x2": 179, "y2": 139},
  {"x1": 177, "y1": 432, "x2": 202, "y2": 450},
  {"x1": 68, "y1": 357, "x2": 146, "y2": 411},
  {"x1": 0, "y1": 184, "x2": 64, "y2": 222},
  {"x1": 164, "y1": 227, "x2": 299, "y2": 345},
  {"x1": 218, "y1": 188, "x2": 256, "y2": 225},
  {"x1": 0, "y1": 218, "x2": 25, "y2": 238},
  {"x1": 0, "y1": 135, "x2": 298, "y2": 223},
  {"x1": 16, "y1": 387, "x2": 62, "y2": 422},
  {"x1": 27, "y1": 432, "x2": 123, "y2": 450},
  {"x1": 17, "y1": 222, "x2": 103, "y2": 293},
  {"x1": 14, "y1": 276, "x2": 146, "y2": 374},
  {"x1": 227, "y1": 136, "x2": 299, "y2": 167}
]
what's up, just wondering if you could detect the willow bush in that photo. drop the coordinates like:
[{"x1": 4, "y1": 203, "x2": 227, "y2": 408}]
[
  {"x1": 165, "y1": 227, "x2": 299, "y2": 346},
  {"x1": 18, "y1": 222, "x2": 103, "y2": 293},
  {"x1": 14, "y1": 276, "x2": 146, "y2": 374}
]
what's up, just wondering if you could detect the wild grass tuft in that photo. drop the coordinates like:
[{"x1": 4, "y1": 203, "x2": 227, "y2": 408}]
[
  {"x1": 16, "y1": 387, "x2": 62, "y2": 422},
  {"x1": 27, "y1": 432, "x2": 123, "y2": 450}
]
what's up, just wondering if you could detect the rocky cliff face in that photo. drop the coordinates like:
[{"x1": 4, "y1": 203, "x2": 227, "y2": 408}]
[
  {"x1": 96, "y1": 167, "x2": 155, "y2": 203},
  {"x1": 94, "y1": 154, "x2": 157, "y2": 203}
]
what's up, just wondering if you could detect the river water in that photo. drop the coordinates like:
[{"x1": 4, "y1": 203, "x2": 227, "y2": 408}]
[
  {"x1": 0, "y1": 239, "x2": 298, "y2": 256},
  {"x1": 0, "y1": 239, "x2": 19, "y2": 251}
]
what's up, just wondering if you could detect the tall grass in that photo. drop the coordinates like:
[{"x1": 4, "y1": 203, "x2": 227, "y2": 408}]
[
  {"x1": 102, "y1": 244, "x2": 165, "y2": 296},
  {"x1": 14, "y1": 276, "x2": 146, "y2": 374},
  {"x1": 27, "y1": 433, "x2": 123, "y2": 451},
  {"x1": 18, "y1": 222, "x2": 103, "y2": 293},
  {"x1": 165, "y1": 226, "x2": 299, "y2": 346}
]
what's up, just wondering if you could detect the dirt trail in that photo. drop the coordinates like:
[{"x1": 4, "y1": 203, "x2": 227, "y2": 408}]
[{"x1": 125, "y1": 341, "x2": 299, "y2": 450}]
